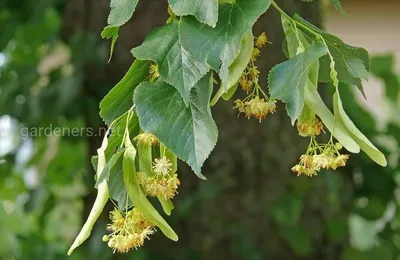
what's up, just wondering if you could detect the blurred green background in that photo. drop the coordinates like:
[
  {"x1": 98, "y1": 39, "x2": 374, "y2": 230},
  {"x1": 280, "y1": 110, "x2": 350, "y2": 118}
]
[{"x1": 1, "y1": 0, "x2": 400, "y2": 259}]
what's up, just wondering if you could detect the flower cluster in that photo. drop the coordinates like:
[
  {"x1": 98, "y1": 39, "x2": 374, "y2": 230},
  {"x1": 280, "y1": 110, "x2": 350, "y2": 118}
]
[
  {"x1": 234, "y1": 32, "x2": 276, "y2": 122},
  {"x1": 149, "y1": 63, "x2": 160, "y2": 80},
  {"x1": 138, "y1": 172, "x2": 180, "y2": 200},
  {"x1": 134, "y1": 133, "x2": 158, "y2": 146},
  {"x1": 103, "y1": 208, "x2": 155, "y2": 253},
  {"x1": 234, "y1": 97, "x2": 276, "y2": 122},
  {"x1": 137, "y1": 156, "x2": 180, "y2": 200},
  {"x1": 296, "y1": 117, "x2": 324, "y2": 137},
  {"x1": 292, "y1": 138, "x2": 349, "y2": 177},
  {"x1": 251, "y1": 32, "x2": 270, "y2": 61}
]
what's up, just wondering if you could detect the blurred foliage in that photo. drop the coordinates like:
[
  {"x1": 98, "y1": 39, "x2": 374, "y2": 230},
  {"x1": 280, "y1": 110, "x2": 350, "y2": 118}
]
[{"x1": 0, "y1": 0, "x2": 400, "y2": 259}]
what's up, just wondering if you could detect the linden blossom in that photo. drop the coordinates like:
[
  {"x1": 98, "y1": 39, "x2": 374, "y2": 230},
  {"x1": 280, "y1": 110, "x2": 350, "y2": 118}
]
[
  {"x1": 103, "y1": 208, "x2": 155, "y2": 253},
  {"x1": 233, "y1": 32, "x2": 277, "y2": 123}
]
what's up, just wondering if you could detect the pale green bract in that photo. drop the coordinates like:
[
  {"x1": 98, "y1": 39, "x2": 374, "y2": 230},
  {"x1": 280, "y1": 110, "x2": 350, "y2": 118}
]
[
  {"x1": 333, "y1": 91, "x2": 387, "y2": 166},
  {"x1": 134, "y1": 73, "x2": 218, "y2": 178},
  {"x1": 131, "y1": 22, "x2": 209, "y2": 105},
  {"x1": 122, "y1": 132, "x2": 178, "y2": 241},
  {"x1": 180, "y1": 0, "x2": 271, "y2": 87},
  {"x1": 269, "y1": 41, "x2": 328, "y2": 124},
  {"x1": 211, "y1": 30, "x2": 254, "y2": 105},
  {"x1": 303, "y1": 79, "x2": 360, "y2": 153},
  {"x1": 168, "y1": 0, "x2": 218, "y2": 27}
]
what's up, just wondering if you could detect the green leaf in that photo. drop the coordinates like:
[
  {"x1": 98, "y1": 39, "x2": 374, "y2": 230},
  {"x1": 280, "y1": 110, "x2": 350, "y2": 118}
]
[
  {"x1": 333, "y1": 90, "x2": 387, "y2": 166},
  {"x1": 105, "y1": 111, "x2": 140, "y2": 161},
  {"x1": 294, "y1": 14, "x2": 370, "y2": 88},
  {"x1": 332, "y1": 0, "x2": 346, "y2": 15},
  {"x1": 211, "y1": 30, "x2": 253, "y2": 105},
  {"x1": 102, "y1": 0, "x2": 139, "y2": 61},
  {"x1": 180, "y1": 0, "x2": 271, "y2": 85},
  {"x1": 134, "y1": 74, "x2": 218, "y2": 178},
  {"x1": 281, "y1": 16, "x2": 310, "y2": 59},
  {"x1": 100, "y1": 60, "x2": 150, "y2": 126},
  {"x1": 131, "y1": 22, "x2": 209, "y2": 105},
  {"x1": 95, "y1": 148, "x2": 125, "y2": 187},
  {"x1": 304, "y1": 79, "x2": 360, "y2": 153},
  {"x1": 107, "y1": 0, "x2": 139, "y2": 27},
  {"x1": 108, "y1": 155, "x2": 132, "y2": 209},
  {"x1": 168, "y1": 0, "x2": 218, "y2": 27},
  {"x1": 269, "y1": 41, "x2": 328, "y2": 123},
  {"x1": 101, "y1": 26, "x2": 119, "y2": 62}
]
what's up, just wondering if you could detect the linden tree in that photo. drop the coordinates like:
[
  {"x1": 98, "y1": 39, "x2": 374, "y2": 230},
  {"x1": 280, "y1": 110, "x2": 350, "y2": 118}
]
[{"x1": 67, "y1": 0, "x2": 387, "y2": 255}]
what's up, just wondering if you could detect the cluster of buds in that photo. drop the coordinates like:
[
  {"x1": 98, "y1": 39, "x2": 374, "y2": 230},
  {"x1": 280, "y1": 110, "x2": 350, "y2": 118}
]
[
  {"x1": 292, "y1": 139, "x2": 349, "y2": 177},
  {"x1": 296, "y1": 117, "x2": 324, "y2": 137},
  {"x1": 234, "y1": 32, "x2": 276, "y2": 122},
  {"x1": 134, "y1": 133, "x2": 158, "y2": 146},
  {"x1": 234, "y1": 97, "x2": 276, "y2": 122},
  {"x1": 239, "y1": 32, "x2": 270, "y2": 94},
  {"x1": 137, "y1": 156, "x2": 180, "y2": 200},
  {"x1": 252, "y1": 32, "x2": 270, "y2": 61},
  {"x1": 149, "y1": 63, "x2": 160, "y2": 80},
  {"x1": 103, "y1": 208, "x2": 155, "y2": 253}
]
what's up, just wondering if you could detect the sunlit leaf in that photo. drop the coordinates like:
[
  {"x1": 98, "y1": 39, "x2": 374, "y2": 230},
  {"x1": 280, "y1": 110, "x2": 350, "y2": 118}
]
[
  {"x1": 269, "y1": 41, "x2": 328, "y2": 123},
  {"x1": 131, "y1": 22, "x2": 209, "y2": 105},
  {"x1": 180, "y1": 0, "x2": 271, "y2": 86},
  {"x1": 134, "y1": 74, "x2": 218, "y2": 178},
  {"x1": 168, "y1": 0, "x2": 218, "y2": 27},
  {"x1": 100, "y1": 60, "x2": 150, "y2": 125}
]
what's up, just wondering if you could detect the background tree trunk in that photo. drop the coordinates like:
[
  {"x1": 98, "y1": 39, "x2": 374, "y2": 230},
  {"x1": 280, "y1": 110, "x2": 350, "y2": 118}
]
[{"x1": 62, "y1": 0, "x2": 351, "y2": 259}]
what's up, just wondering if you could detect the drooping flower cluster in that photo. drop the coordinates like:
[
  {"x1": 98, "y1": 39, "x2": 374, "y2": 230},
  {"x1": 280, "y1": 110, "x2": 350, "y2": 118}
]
[
  {"x1": 296, "y1": 117, "x2": 324, "y2": 137},
  {"x1": 134, "y1": 133, "x2": 158, "y2": 146},
  {"x1": 291, "y1": 138, "x2": 349, "y2": 177},
  {"x1": 234, "y1": 97, "x2": 276, "y2": 122},
  {"x1": 234, "y1": 32, "x2": 276, "y2": 122},
  {"x1": 149, "y1": 63, "x2": 160, "y2": 80},
  {"x1": 137, "y1": 156, "x2": 180, "y2": 200},
  {"x1": 103, "y1": 208, "x2": 155, "y2": 253}
]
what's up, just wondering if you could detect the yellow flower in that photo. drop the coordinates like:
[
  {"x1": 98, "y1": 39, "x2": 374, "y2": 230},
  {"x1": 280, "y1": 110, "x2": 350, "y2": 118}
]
[
  {"x1": 149, "y1": 63, "x2": 160, "y2": 80},
  {"x1": 234, "y1": 99, "x2": 246, "y2": 113},
  {"x1": 291, "y1": 164, "x2": 317, "y2": 177},
  {"x1": 255, "y1": 32, "x2": 269, "y2": 48},
  {"x1": 234, "y1": 97, "x2": 275, "y2": 122},
  {"x1": 251, "y1": 47, "x2": 261, "y2": 61},
  {"x1": 245, "y1": 96, "x2": 273, "y2": 122},
  {"x1": 296, "y1": 117, "x2": 324, "y2": 137},
  {"x1": 248, "y1": 66, "x2": 260, "y2": 81},
  {"x1": 331, "y1": 154, "x2": 349, "y2": 170},
  {"x1": 104, "y1": 208, "x2": 155, "y2": 253},
  {"x1": 134, "y1": 133, "x2": 158, "y2": 146},
  {"x1": 152, "y1": 156, "x2": 172, "y2": 176},
  {"x1": 139, "y1": 174, "x2": 180, "y2": 200},
  {"x1": 312, "y1": 154, "x2": 330, "y2": 169},
  {"x1": 239, "y1": 79, "x2": 253, "y2": 93}
]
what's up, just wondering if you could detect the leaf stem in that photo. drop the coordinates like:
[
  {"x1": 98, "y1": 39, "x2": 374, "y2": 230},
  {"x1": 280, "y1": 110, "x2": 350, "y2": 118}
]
[{"x1": 271, "y1": 1, "x2": 320, "y2": 39}]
